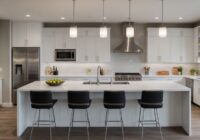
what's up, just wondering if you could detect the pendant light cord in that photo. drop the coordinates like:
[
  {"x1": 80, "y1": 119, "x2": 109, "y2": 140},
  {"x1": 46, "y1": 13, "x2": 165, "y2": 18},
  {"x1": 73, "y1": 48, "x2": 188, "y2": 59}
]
[
  {"x1": 73, "y1": 0, "x2": 75, "y2": 24},
  {"x1": 102, "y1": 0, "x2": 105, "y2": 26},
  {"x1": 128, "y1": 0, "x2": 132, "y2": 26},
  {"x1": 161, "y1": 0, "x2": 164, "y2": 25}
]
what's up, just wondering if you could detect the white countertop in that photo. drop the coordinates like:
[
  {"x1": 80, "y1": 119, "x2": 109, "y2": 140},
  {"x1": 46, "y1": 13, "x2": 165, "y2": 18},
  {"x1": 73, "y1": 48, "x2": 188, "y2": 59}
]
[
  {"x1": 40, "y1": 75, "x2": 113, "y2": 78},
  {"x1": 18, "y1": 80, "x2": 190, "y2": 92}
]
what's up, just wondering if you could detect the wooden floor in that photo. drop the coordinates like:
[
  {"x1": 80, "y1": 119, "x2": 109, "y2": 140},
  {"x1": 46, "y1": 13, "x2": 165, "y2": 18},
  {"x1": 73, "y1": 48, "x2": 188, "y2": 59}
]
[{"x1": 0, "y1": 104, "x2": 200, "y2": 140}]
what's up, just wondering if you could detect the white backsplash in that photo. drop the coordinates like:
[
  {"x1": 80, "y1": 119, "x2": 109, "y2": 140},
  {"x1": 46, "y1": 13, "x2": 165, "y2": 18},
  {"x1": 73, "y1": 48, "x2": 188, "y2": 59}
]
[{"x1": 41, "y1": 53, "x2": 199, "y2": 76}]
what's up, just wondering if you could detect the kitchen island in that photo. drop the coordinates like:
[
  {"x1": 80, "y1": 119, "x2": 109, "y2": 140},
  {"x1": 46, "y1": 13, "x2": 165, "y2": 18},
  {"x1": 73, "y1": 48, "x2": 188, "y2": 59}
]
[{"x1": 17, "y1": 81, "x2": 191, "y2": 136}]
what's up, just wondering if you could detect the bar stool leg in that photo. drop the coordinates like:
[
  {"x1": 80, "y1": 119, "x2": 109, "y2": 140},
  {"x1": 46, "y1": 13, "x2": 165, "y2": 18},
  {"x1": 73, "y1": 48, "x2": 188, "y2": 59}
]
[
  {"x1": 37, "y1": 109, "x2": 40, "y2": 127},
  {"x1": 104, "y1": 109, "x2": 109, "y2": 140},
  {"x1": 30, "y1": 109, "x2": 37, "y2": 140},
  {"x1": 154, "y1": 109, "x2": 158, "y2": 127},
  {"x1": 141, "y1": 108, "x2": 145, "y2": 140},
  {"x1": 155, "y1": 109, "x2": 163, "y2": 140},
  {"x1": 138, "y1": 107, "x2": 142, "y2": 127},
  {"x1": 120, "y1": 109, "x2": 125, "y2": 140},
  {"x1": 52, "y1": 108, "x2": 56, "y2": 127},
  {"x1": 85, "y1": 109, "x2": 90, "y2": 140},
  {"x1": 49, "y1": 109, "x2": 52, "y2": 140},
  {"x1": 68, "y1": 109, "x2": 74, "y2": 140}
]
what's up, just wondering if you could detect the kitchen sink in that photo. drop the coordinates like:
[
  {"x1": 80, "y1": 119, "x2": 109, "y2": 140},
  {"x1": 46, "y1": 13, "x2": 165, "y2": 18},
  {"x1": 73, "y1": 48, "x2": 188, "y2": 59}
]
[{"x1": 83, "y1": 81, "x2": 130, "y2": 85}]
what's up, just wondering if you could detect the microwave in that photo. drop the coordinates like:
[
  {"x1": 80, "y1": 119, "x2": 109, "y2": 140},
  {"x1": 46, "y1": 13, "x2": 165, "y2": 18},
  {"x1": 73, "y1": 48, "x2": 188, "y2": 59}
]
[{"x1": 55, "y1": 49, "x2": 76, "y2": 61}]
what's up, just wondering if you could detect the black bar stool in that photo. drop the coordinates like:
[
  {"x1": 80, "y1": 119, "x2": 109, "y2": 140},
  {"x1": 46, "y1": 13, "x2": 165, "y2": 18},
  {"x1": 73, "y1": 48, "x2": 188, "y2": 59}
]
[
  {"x1": 67, "y1": 91, "x2": 91, "y2": 140},
  {"x1": 138, "y1": 90, "x2": 164, "y2": 140},
  {"x1": 29, "y1": 91, "x2": 57, "y2": 140},
  {"x1": 103, "y1": 91, "x2": 126, "y2": 140}
]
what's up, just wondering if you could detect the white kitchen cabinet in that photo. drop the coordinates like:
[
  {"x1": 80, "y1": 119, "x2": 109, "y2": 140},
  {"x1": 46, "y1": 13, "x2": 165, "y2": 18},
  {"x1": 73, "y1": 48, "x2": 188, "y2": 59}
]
[
  {"x1": 42, "y1": 28, "x2": 111, "y2": 63},
  {"x1": 42, "y1": 28, "x2": 56, "y2": 63},
  {"x1": 194, "y1": 26, "x2": 200, "y2": 63},
  {"x1": 193, "y1": 80, "x2": 200, "y2": 106},
  {"x1": 12, "y1": 22, "x2": 42, "y2": 47},
  {"x1": 147, "y1": 28, "x2": 194, "y2": 63},
  {"x1": 0, "y1": 79, "x2": 2, "y2": 105}
]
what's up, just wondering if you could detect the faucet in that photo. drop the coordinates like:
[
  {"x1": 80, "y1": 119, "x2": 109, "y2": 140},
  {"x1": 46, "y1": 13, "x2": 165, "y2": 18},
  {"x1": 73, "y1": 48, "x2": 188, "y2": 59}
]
[{"x1": 97, "y1": 65, "x2": 101, "y2": 85}]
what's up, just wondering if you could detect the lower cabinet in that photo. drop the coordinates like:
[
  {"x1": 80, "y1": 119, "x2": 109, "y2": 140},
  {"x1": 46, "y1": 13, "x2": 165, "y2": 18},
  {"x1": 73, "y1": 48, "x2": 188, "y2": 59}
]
[{"x1": 193, "y1": 80, "x2": 200, "y2": 106}]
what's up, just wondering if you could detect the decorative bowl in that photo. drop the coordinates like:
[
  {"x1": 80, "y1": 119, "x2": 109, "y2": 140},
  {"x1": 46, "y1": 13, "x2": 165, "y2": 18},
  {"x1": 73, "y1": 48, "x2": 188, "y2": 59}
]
[{"x1": 46, "y1": 79, "x2": 64, "y2": 86}]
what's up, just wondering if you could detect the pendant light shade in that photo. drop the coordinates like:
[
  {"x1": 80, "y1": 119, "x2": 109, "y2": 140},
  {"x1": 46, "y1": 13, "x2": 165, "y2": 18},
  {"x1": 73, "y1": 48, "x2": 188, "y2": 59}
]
[
  {"x1": 159, "y1": 26, "x2": 167, "y2": 38},
  {"x1": 70, "y1": 26, "x2": 78, "y2": 38},
  {"x1": 100, "y1": 26, "x2": 108, "y2": 38},
  {"x1": 100, "y1": 0, "x2": 108, "y2": 38},
  {"x1": 70, "y1": 0, "x2": 78, "y2": 38},
  {"x1": 159, "y1": 0, "x2": 167, "y2": 38},
  {"x1": 126, "y1": 26, "x2": 134, "y2": 38},
  {"x1": 126, "y1": 0, "x2": 134, "y2": 38}
]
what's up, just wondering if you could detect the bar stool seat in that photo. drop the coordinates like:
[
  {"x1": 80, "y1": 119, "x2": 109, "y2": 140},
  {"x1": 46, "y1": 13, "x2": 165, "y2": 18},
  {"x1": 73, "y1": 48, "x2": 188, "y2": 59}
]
[
  {"x1": 68, "y1": 100, "x2": 91, "y2": 109},
  {"x1": 31, "y1": 99, "x2": 57, "y2": 109},
  {"x1": 138, "y1": 99, "x2": 163, "y2": 108}
]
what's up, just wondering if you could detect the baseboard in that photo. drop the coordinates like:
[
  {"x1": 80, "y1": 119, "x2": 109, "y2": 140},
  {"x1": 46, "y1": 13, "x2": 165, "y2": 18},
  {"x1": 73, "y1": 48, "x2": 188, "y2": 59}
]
[{"x1": 1, "y1": 102, "x2": 13, "y2": 107}]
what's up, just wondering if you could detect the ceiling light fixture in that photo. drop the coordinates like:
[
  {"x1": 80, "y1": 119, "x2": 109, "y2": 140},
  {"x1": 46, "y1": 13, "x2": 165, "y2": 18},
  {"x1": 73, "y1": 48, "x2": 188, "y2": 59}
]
[
  {"x1": 178, "y1": 17, "x2": 183, "y2": 20},
  {"x1": 61, "y1": 17, "x2": 66, "y2": 20},
  {"x1": 100, "y1": 0, "x2": 108, "y2": 38},
  {"x1": 155, "y1": 17, "x2": 159, "y2": 20},
  {"x1": 69, "y1": 0, "x2": 77, "y2": 38},
  {"x1": 158, "y1": 0, "x2": 167, "y2": 38},
  {"x1": 126, "y1": 0, "x2": 134, "y2": 38},
  {"x1": 25, "y1": 14, "x2": 31, "y2": 18}
]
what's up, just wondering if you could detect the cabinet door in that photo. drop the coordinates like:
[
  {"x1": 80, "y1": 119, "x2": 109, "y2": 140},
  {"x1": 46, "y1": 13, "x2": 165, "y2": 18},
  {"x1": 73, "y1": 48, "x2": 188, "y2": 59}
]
[
  {"x1": 147, "y1": 36, "x2": 160, "y2": 63},
  {"x1": 193, "y1": 80, "x2": 200, "y2": 106},
  {"x1": 55, "y1": 28, "x2": 67, "y2": 49},
  {"x1": 182, "y1": 36, "x2": 194, "y2": 63},
  {"x1": 159, "y1": 37, "x2": 170, "y2": 62},
  {"x1": 27, "y1": 23, "x2": 42, "y2": 47},
  {"x1": 42, "y1": 28, "x2": 56, "y2": 63},
  {"x1": 12, "y1": 22, "x2": 27, "y2": 47},
  {"x1": 170, "y1": 36, "x2": 182, "y2": 63}
]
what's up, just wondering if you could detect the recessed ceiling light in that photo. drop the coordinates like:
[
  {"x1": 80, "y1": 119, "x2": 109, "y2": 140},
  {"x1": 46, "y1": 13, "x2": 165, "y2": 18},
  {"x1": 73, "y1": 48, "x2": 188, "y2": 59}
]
[
  {"x1": 154, "y1": 17, "x2": 159, "y2": 20},
  {"x1": 25, "y1": 14, "x2": 31, "y2": 18},
  {"x1": 178, "y1": 17, "x2": 183, "y2": 20},
  {"x1": 60, "y1": 17, "x2": 66, "y2": 20}
]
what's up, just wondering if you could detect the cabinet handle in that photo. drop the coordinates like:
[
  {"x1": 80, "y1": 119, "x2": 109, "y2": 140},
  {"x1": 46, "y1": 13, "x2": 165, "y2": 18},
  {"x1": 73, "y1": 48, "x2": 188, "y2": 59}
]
[
  {"x1": 96, "y1": 56, "x2": 99, "y2": 62},
  {"x1": 85, "y1": 56, "x2": 88, "y2": 62},
  {"x1": 157, "y1": 56, "x2": 161, "y2": 61}
]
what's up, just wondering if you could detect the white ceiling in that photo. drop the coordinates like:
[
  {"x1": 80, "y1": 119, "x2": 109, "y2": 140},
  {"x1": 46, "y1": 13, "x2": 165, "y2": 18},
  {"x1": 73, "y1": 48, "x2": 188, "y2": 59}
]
[{"x1": 0, "y1": 0, "x2": 199, "y2": 23}]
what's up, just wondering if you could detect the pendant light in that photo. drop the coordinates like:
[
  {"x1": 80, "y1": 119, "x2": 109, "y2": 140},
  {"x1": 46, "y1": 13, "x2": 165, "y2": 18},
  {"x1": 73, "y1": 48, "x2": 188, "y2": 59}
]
[
  {"x1": 159, "y1": 0, "x2": 167, "y2": 38},
  {"x1": 126, "y1": 0, "x2": 134, "y2": 38},
  {"x1": 100, "y1": 0, "x2": 108, "y2": 38},
  {"x1": 70, "y1": 0, "x2": 78, "y2": 38}
]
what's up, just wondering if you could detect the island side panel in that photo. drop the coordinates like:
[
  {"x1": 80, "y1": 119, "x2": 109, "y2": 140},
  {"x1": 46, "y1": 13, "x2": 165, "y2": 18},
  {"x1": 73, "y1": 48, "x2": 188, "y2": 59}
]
[
  {"x1": 182, "y1": 91, "x2": 191, "y2": 135},
  {"x1": 17, "y1": 91, "x2": 29, "y2": 136}
]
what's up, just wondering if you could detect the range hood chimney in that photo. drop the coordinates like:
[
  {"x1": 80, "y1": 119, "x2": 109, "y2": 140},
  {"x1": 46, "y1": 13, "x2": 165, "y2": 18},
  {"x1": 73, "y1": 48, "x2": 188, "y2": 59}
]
[{"x1": 114, "y1": 23, "x2": 143, "y2": 53}]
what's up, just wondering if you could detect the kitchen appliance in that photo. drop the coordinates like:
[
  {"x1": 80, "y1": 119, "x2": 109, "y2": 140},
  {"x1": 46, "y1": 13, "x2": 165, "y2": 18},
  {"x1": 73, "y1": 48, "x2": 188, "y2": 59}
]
[
  {"x1": 114, "y1": 23, "x2": 143, "y2": 53},
  {"x1": 115, "y1": 73, "x2": 142, "y2": 81},
  {"x1": 55, "y1": 49, "x2": 76, "y2": 61},
  {"x1": 12, "y1": 47, "x2": 40, "y2": 105},
  {"x1": 185, "y1": 78, "x2": 194, "y2": 103}
]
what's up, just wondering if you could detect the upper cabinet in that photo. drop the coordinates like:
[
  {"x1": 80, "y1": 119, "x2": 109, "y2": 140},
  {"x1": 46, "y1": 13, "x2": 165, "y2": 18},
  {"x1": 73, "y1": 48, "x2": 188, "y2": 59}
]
[
  {"x1": 42, "y1": 28, "x2": 111, "y2": 63},
  {"x1": 194, "y1": 26, "x2": 200, "y2": 63},
  {"x1": 12, "y1": 21, "x2": 42, "y2": 47},
  {"x1": 147, "y1": 28, "x2": 194, "y2": 63}
]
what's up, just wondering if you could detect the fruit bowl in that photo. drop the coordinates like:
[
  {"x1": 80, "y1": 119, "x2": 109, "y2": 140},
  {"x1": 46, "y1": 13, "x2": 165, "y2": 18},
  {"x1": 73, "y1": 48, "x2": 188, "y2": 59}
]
[{"x1": 46, "y1": 79, "x2": 64, "y2": 86}]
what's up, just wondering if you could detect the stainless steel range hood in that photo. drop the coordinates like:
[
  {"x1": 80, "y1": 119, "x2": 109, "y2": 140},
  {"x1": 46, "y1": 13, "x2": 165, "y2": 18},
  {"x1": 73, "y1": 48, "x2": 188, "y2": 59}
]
[{"x1": 114, "y1": 23, "x2": 143, "y2": 53}]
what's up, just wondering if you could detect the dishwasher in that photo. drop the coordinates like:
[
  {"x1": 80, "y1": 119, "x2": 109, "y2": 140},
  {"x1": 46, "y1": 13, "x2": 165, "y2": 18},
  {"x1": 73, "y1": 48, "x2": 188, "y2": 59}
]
[{"x1": 185, "y1": 78, "x2": 194, "y2": 103}]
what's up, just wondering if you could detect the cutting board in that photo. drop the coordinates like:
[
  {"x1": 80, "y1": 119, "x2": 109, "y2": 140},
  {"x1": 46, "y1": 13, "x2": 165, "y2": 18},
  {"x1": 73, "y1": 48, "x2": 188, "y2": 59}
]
[
  {"x1": 172, "y1": 67, "x2": 179, "y2": 75},
  {"x1": 156, "y1": 71, "x2": 169, "y2": 76}
]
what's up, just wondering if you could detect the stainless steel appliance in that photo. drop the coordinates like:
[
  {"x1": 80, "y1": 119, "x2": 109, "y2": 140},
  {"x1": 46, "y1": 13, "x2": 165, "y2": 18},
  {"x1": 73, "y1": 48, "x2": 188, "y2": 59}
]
[
  {"x1": 12, "y1": 47, "x2": 40, "y2": 105},
  {"x1": 115, "y1": 73, "x2": 142, "y2": 81},
  {"x1": 55, "y1": 49, "x2": 76, "y2": 61},
  {"x1": 185, "y1": 78, "x2": 194, "y2": 103}
]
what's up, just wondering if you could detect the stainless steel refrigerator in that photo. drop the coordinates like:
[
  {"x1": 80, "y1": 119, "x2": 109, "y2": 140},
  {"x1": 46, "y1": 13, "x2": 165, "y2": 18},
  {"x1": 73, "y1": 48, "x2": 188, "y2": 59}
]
[{"x1": 12, "y1": 47, "x2": 40, "y2": 105}]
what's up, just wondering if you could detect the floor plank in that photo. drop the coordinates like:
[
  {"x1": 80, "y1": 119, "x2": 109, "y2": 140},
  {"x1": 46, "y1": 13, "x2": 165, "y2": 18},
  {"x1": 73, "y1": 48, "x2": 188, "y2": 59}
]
[{"x1": 0, "y1": 104, "x2": 200, "y2": 140}]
